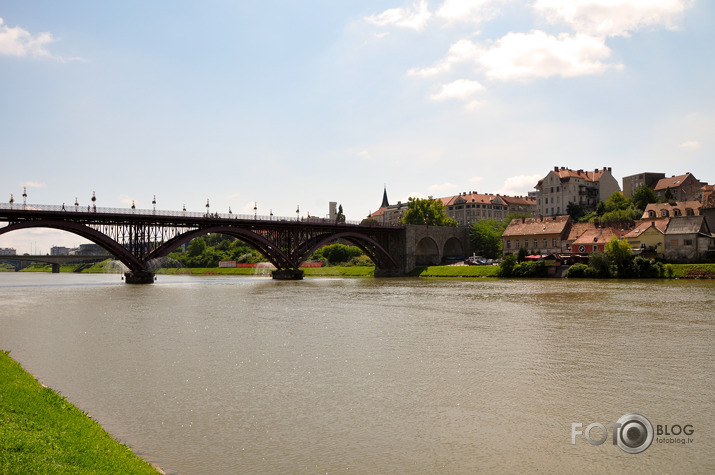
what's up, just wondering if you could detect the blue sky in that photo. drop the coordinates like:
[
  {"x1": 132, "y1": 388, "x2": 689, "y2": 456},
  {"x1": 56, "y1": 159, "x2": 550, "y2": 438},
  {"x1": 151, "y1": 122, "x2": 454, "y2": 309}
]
[{"x1": 1, "y1": 0, "x2": 713, "y2": 253}]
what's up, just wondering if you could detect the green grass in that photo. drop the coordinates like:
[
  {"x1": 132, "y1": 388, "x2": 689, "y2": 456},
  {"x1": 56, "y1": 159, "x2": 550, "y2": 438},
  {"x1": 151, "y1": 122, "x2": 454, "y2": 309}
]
[
  {"x1": 668, "y1": 263, "x2": 715, "y2": 278},
  {"x1": 0, "y1": 350, "x2": 159, "y2": 474},
  {"x1": 408, "y1": 265, "x2": 500, "y2": 277}
]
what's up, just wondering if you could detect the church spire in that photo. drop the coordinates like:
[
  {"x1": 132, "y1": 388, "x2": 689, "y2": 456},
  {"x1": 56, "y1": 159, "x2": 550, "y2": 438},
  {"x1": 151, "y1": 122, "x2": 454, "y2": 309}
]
[{"x1": 381, "y1": 185, "x2": 389, "y2": 208}]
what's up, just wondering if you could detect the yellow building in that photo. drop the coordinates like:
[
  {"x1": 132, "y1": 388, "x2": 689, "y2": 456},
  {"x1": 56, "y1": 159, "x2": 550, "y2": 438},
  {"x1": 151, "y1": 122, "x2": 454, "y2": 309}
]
[{"x1": 622, "y1": 220, "x2": 669, "y2": 258}]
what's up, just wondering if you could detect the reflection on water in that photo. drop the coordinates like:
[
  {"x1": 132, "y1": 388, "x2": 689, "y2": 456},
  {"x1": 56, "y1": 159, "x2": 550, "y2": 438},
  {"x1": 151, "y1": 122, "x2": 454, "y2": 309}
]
[{"x1": 0, "y1": 273, "x2": 713, "y2": 474}]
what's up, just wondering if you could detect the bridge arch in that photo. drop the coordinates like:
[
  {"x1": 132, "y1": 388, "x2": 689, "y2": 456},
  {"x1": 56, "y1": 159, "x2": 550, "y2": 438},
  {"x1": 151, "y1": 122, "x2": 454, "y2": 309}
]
[
  {"x1": 295, "y1": 231, "x2": 399, "y2": 269},
  {"x1": 443, "y1": 236, "x2": 464, "y2": 259},
  {"x1": 415, "y1": 236, "x2": 440, "y2": 266},
  {"x1": 0, "y1": 221, "x2": 144, "y2": 271},
  {"x1": 147, "y1": 226, "x2": 295, "y2": 269}
]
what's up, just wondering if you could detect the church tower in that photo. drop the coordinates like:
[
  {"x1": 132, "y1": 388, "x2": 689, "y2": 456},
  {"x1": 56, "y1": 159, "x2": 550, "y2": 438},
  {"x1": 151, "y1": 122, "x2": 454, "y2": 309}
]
[{"x1": 381, "y1": 186, "x2": 389, "y2": 208}]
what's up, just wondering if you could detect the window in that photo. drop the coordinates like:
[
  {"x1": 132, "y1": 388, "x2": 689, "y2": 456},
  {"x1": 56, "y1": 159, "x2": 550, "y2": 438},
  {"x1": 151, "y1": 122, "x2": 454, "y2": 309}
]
[
  {"x1": 684, "y1": 239, "x2": 693, "y2": 246},
  {"x1": 544, "y1": 239, "x2": 548, "y2": 248},
  {"x1": 670, "y1": 239, "x2": 678, "y2": 246},
  {"x1": 534, "y1": 239, "x2": 538, "y2": 248},
  {"x1": 556, "y1": 186, "x2": 560, "y2": 192},
  {"x1": 661, "y1": 210, "x2": 669, "y2": 217},
  {"x1": 507, "y1": 240, "x2": 511, "y2": 249},
  {"x1": 648, "y1": 210, "x2": 656, "y2": 218},
  {"x1": 674, "y1": 209, "x2": 681, "y2": 216},
  {"x1": 516, "y1": 240, "x2": 520, "y2": 248},
  {"x1": 552, "y1": 238, "x2": 557, "y2": 247},
  {"x1": 593, "y1": 245, "x2": 598, "y2": 252}
]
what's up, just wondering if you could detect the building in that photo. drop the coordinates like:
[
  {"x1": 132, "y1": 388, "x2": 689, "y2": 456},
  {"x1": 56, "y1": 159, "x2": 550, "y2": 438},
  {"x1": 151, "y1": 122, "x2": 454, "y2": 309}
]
[
  {"x1": 501, "y1": 215, "x2": 572, "y2": 256},
  {"x1": 570, "y1": 227, "x2": 627, "y2": 255},
  {"x1": 0, "y1": 248, "x2": 17, "y2": 256},
  {"x1": 368, "y1": 188, "x2": 536, "y2": 227},
  {"x1": 642, "y1": 201, "x2": 701, "y2": 219},
  {"x1": 653, "y1": 173, "x2": 706, "y2": 202},
  {"x1": 50, "y1": 246, "x2": 71, "y2": 256},
  {"x1": 535, "y1": 166, "x2": 620, "y2": 216},
  {"x1": 622, "y1": 220, "x2": 669, "y2": 258},
  {"x1": 621, "y1": 173, "x2": 666, "y2": 198},
  {"x1": 664, "y1": 215, "x2": 714, "y2": 263}
]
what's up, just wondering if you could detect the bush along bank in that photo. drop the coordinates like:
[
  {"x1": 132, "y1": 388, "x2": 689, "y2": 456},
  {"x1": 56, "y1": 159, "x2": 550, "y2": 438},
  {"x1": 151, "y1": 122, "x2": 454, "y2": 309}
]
[{"x1": 0, "y1": 350, "x2": 159, "y2": 474}]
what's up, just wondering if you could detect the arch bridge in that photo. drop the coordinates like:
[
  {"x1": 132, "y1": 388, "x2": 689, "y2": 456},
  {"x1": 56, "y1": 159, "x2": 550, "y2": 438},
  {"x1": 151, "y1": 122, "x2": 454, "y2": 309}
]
[{"x1": 0, "y1": 204, "x2": 409, "y2": 283}]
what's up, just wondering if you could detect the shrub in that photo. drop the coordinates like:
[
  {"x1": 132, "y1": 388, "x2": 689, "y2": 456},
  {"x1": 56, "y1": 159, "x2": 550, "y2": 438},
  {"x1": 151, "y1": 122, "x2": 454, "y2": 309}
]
[
  {"x1": 566, "y1": 263, "x2": 590, "y2": 278},
  {"x1": 512, "y1": 260, "x2": 547, "y2": 278},
  {"x1": 499, "y1": 254, "x2": 517, "y2": 277},
  {"x1": 631, "y1": 256, "x2": 664, "y2": 278}
]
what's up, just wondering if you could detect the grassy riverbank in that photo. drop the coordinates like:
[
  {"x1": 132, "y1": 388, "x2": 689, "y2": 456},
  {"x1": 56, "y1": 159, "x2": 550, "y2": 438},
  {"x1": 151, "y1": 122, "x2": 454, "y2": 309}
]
[
  {"x1": 0, "y1": 350, "x2": 159, "y2": 474},
  {"x1": 11, "y1": 261, "x2": 715, "y2": 279}
]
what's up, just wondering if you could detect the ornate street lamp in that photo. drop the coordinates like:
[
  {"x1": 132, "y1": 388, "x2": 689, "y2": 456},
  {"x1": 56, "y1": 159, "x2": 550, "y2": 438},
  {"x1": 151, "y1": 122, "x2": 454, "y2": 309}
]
[
  {"x1": 205, "y1": 198, "x2": 210, "y2": 216},
  {"x1": 74, "y1": 197, "x2": 78, "y2": 211},
  {"x1": 22, "y1": 187, "x2": 27, "y2": 208},
  {"x1": 131, "y1": 200, "x2": 136, "y2": 212},
  {"x1": 228, "y1": 206, "x2": 232, "y2": 215},
  {"x1": 269, "y1": 209, "x2": 273, "y2": 219},
  {"x1": 254, "y1": 202, "x2": 257, "y2": 220},
  {"x1": 9, "y1": 193, "x2": 14, "y2": 207},
  {"x1": 182, "y1": 204, "x2": 186, "y2": 213},
  {"x1": 91, "y1": 191, "x2": 96, "y2": 212},
  {"x1": 152, "y1": 195, "x2": 156, "y2": 212},
  {"x1": 296, "y1": 205, "x2": 300, "y2": 221}
]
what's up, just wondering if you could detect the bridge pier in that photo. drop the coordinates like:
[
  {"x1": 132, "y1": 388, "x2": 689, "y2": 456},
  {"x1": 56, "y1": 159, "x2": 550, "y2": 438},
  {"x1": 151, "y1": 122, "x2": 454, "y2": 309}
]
[
  {"x1": 51, "y1": 263, "x2": 60, "y2": 273},
  {"x1": 124, "y1": 270, "x2": 155, "y2": 284},
  {"x1": 271, "y1": 269, "x2": 304, "y2": 280}
]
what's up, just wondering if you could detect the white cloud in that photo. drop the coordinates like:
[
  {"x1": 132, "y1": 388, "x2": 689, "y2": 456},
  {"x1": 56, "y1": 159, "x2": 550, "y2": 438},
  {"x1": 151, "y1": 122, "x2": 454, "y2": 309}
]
[
  {"x1": 22, "y1": 181, "x2": 46, "y2": 188},
  {"x1": 496, "y1": 174, "x2": 543, "y2": 196},
  {"x1": 365, "y1": 1, "x2": 432, "y2": 31},
  {"x1": 436, "y1": 0, "x2": 501, "y2": 24},
  {"x1": 477, "y1": 31, "x2": 618, "y2": 80},
  {"x1": 430, "y1": 78, "x2": 485, "y2": 101},
  {"x1": 534, "y1": 0, "x2": 691, "y2": 37},
  {"x1": 409, "y1": 39, "x2": 480, "y2": 77},
  {"x1": 469, "y1": 175, "x2": 484, "y2": 183},
  {"x1": 679, "y1": 140, "x2": 701, "y2": 149},
  {"x1": 0, "y1": 17, "x2": 57, "y2": 59},
  {"x1": 428, "y1": 182, "x2": 459, "y2": 192}
]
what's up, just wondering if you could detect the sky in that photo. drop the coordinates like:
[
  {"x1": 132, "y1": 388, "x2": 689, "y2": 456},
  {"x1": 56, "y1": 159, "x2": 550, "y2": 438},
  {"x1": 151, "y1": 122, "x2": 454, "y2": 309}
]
[{"x1": 1, "y1": 0, "x2": 713, "y2": 254}]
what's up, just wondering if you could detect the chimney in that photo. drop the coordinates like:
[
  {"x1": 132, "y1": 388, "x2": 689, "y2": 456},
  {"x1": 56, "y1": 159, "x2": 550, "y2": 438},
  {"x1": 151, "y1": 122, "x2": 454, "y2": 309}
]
[
  {"x1": 521, "y1": 217, "x2": 525, "y2": 224},
  {"x1": 594, "y1": 168, "x2": 598, "y2": 173},
  {"x1": 554, "y1": 166, "x2": 559, "y2": 172}
]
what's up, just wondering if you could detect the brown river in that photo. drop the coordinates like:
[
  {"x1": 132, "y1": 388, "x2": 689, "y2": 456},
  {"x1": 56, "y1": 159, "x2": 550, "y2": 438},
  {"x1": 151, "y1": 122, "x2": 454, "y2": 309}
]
[{"x1": 0, "y1": 273, "x2": 713, "y2": 474}]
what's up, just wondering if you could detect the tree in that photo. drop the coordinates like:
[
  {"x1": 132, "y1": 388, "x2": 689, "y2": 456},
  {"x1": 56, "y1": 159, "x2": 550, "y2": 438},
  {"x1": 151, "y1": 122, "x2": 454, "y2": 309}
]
[
  {"x1": 469, "y1": 219, "x2": 504, "y2": 258},
  {"x1": 631, "y1": 185, "x2": 658, "y2": 213},
  {"x1": 664, "y1": 186, "x2": 676, "y2": 202},
  {"x1": 605, "y1": 235, "x2": 633, "y2": 277},
  {"x1": 187, "y1": 237, "x2": 207, "y2": 257},
  {"x1": 567, "y1": 202, "x2": 586, "y2": 221},
  {"x1": 336, "y1": 204, "x2": 345, "y2": 223},
  {"x1": 402, "y1": 196, "x2": 458, "y2": 226}
]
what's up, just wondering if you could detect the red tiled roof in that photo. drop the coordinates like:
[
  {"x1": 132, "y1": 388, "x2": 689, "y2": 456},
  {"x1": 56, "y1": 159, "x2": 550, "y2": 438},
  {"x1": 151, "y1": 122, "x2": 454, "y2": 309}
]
[
  {"x1": 536, "y1": 167, "x2": 609, "y2": 187},
  {"x1": 623, "y1": 219, "x2": 669, "y2": 239},
  {"x1": 502, "y1": 215, "x2": 570, "y2": 237},
  {"x1": 642, "y1": 201, "x2": 701, "y2": 218},
  {"x1": 572, "y1": 227, "x2": 626, "y2": 245},
  {"x1": 653, "y1": 173, "x2": 695, "y2": 191},
  {"x1": 565, "y1": 222, "x2": 595, "y2": 242}
]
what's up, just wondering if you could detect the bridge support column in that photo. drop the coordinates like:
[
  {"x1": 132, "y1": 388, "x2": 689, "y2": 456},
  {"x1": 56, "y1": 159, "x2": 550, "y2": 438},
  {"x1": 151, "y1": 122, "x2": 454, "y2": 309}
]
[
  {"x1": 374, "y1": 267, "x2": 404, "y2": 278},
  {"x1": 271, "y1": 269, "x2": 304, "y2": 280},
  {"x1": 124, "y1": 270, "x2": 155, "y2": 284},
  {"x1": 51, "y1": 263, "x2": 60, "y2": 273}
]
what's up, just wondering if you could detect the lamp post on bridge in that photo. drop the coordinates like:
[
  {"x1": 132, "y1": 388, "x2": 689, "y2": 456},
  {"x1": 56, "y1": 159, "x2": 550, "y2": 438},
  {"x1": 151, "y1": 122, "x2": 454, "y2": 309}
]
[
  {"x1": 22, "y1": 187, "x2": 27, "y2": 209},
  {"x1": 152, "y1": 195, "x2": 156, "y2": 213},
  {"x1": 91, "y1": 191, "x2": 96, "y2": 212},
  {"x1": 74, "y1": 197, "x2": 78, "y2": 212},
  {"x1": 254, "y1": 202, "x2": 257, "y2": 220},
  {"x1": 9, "y1": 193, "x2": 14, "y2": 208},
  {"x1": 205, "y1": 199, "x2": 210, "y2": 217},
  {"x1": 296, "y1": 205, "x2": 300, "y2": 222}
]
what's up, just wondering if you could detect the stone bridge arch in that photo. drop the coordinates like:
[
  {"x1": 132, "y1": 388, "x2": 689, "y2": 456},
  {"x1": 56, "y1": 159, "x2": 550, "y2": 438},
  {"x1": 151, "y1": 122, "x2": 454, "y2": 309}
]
[{"x1": 403, "y1": 225, "x2": 472, "y2": 270}]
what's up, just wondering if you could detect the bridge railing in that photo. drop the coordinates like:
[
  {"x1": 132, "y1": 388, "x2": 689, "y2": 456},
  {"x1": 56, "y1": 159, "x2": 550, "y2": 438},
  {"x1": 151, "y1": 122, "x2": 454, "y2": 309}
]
[{"x1": 0, "y1": 202, "x2": 402, "y2": 228}]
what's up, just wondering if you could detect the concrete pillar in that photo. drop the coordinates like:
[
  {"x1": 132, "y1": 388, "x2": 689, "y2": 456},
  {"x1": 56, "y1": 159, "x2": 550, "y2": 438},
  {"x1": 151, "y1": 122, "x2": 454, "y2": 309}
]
[
  {"x1": 271, "y1": 269, "x2": 304, "y2": 280},
  {"x1": 51, "y1": 263, "x2": 60, "y2": 273},
  {"x1": 124, "y1": 270, "x2": 155, "y2": 284}
]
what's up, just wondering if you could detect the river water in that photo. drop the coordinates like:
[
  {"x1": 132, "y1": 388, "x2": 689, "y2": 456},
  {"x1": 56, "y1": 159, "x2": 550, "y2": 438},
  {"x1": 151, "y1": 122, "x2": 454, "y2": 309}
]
[{"x1": 0, "y1": 273, "x2": 713, "y2": 474}]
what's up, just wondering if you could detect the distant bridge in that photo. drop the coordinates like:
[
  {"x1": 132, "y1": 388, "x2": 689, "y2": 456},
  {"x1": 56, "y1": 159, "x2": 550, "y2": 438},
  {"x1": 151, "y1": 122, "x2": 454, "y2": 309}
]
[
  {"x1": 0, "y1": 203, "x2": 471, "y2": 283},
  {"x1": 0, "y1": 254, "x2": 111, "y2": 273}
]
